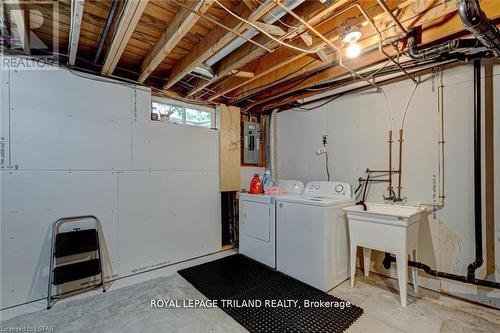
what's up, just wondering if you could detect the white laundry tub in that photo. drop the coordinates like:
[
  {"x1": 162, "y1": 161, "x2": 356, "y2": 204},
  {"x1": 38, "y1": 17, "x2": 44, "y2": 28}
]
[{"x1": 343, "y1": 202, "x2": 424, "y2": 307}]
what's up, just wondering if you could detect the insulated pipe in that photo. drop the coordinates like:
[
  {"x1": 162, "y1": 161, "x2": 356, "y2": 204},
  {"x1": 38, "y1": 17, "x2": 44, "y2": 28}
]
[
  {"x1": 467, "y1": 58, "x2": 483, "y2": 281},
  {"x1": 457, "y1": 0, "x2": 500, "y2": 56}
]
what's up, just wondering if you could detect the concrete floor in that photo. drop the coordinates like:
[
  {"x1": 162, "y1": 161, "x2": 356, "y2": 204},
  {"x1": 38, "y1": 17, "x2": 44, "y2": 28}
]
[{"x1": 2, "y1": 269, "x2": 499, "y2": 333}]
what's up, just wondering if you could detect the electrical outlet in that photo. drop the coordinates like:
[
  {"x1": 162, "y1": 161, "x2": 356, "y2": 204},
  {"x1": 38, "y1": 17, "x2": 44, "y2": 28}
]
[
  {"x1": 316, "y1": 147, "x2": 327, "y2": 156},
  {"x1": 322, "y1": 135, "x2": 328, "y2": 145}
]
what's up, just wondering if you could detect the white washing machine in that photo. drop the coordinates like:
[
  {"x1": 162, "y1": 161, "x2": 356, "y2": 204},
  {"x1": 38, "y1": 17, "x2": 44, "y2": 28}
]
[
  {"x1": 239, "y1": 180, "x2": 304, "y2": 268},
  {"x1": 276, "y1": 181, "x2": 354, "y2": 291}
]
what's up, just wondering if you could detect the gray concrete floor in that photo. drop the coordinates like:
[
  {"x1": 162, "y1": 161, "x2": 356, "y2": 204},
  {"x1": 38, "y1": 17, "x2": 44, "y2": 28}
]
[{"x1": 2, "y1": 269, "x2": 499, "y2": 333}]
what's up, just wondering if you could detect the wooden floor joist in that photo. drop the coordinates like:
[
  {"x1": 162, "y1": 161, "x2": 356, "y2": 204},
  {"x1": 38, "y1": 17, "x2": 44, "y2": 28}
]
[
  {"x1": 138, "y1": 0, "x2": 214, "y2": 83},
  {"x1": 186, "y1": 0, "x2": 353, "y2": 98},
  {"x1": 163, "y1": 0, "x2": 276, "y2": 90},
  {"x1": 101, "y1": 0, "x2": 148, "y2": 76},
  {"x1": 68, "y1": 0, "x2": 85, "y2": 66},
  {"x1": 238, "y1": 1, "x2": 500, "y2": 112},
  {"x1": 225, "y1": 0, "x2": 468, "y2": 105}
]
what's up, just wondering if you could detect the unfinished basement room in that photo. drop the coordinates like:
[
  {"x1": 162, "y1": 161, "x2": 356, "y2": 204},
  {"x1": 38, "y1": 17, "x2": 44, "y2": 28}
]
[{"x1": 1, "y1": 0, "x2": 500, "y2": 332}]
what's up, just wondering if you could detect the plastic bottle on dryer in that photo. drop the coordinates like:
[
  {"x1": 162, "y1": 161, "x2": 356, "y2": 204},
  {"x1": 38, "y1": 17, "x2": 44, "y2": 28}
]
[
  {"x1": 249, "y1": 174, "x2": 264, "y2": 194},
  {"x1": 262, "y1": 170, "x2": 273, "y2": 189}
]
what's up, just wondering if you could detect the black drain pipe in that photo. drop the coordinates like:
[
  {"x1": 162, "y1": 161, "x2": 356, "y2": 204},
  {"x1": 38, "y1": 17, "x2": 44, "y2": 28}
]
[
  {"x1": 383, "y1": 59, "x2": 500, "y2": 289},
  {"x1": 458, "y1": 0, "x2": 500, "y2": 56},
  {"x1": 467, "y1": 58, "x2": 483, "y2": 281}
]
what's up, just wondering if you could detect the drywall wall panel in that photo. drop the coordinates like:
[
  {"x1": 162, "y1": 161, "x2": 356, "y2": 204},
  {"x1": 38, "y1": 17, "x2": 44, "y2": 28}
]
[
  {"x1": 8, "y1": 69, "x2": 133, "y2": 170},
  {"x1": 132, "y1": 121, "x2": 218, "y2": 171},
  {"x1": 276, "y1": 64, "x2": 499, "y2": 307},
  {"x1": 0, "y1": 170, "x2": 119, "y2": 309},
  {"x1": 1, "y1": 69, "x2": 10, "y2": 169},
  {"x1": 277, "y1": 107, "x2": 328, "y2": 183},
  {"x1": 1, "y1": 63, "x2": 222, "y2": 309},
  {"x1": 117, "y1": 171, "x2": 220, "y2": 275}
]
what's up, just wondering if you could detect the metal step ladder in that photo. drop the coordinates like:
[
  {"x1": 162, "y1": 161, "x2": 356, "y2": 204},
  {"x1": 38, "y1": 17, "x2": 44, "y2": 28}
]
[{"x1": 47, "y1": 215, "x2": 106, "y2": 309}]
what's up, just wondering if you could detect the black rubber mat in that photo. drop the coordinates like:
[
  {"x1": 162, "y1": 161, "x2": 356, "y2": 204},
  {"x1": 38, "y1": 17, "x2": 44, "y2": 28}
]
[{"x1": 178, "y1": 254, "x2": 363, "y2": 333}]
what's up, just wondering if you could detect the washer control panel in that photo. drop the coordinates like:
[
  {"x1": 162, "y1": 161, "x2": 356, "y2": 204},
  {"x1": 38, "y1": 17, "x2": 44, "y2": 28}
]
[
  {"x1": 303, "y1": 181, "x2": 352, "y2": 198},
  {"x1": 277, "y1": 179, "x2": 305, "y2": 194}
]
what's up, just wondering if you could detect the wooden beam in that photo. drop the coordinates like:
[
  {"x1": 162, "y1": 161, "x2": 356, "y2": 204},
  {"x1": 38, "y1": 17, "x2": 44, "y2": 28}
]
[
  {"x1": 68, "y1": 0, "x2": 85, "y2": 66},
  {"x1": 224, "y1": 0, "x2": 460, "y2": 103},
  {"x1": 138, "y1": 0, "x2": 213, "y2": 83},
  {"x1": 186, "y1": 0, "x2": 353, "y2": 97},
  {"x1": 253, "y1": 22, "x2": 286, "y2": 36},
  {"x1": 231, "y1": 70, "x2": 254, "y2": 78},
  {"x1": 238, "y1": 0, "x2": 500, "y2": 111},
  {"x1": 7, "y1": 0, "x2": 29, "y2": 54},
  {"x1": 208, "y1": 0, "x2": 393, "y2": 101},
  {"x1": 163, "y1": 0, "x2": 275, "y2": 90},
  {"x1": 101, "y1": 0, "x2": 148, "y2": 76}
]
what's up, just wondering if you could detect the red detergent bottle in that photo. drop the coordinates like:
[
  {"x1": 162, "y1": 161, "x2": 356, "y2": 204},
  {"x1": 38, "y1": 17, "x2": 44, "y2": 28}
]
[{"x1": 249, "y1": 174, "x2": 263, "y2": 194}]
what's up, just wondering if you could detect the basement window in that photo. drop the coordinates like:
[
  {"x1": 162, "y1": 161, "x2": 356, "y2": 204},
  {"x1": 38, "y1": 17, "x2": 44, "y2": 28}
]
[
  {"x1": 151, "y1": 100, "x2": 215, "y2": 129},
  {"x1": 186, "y1": 108, "x2": 212, "y2": 128},
  {"x1": 152, "y1": 102, "x2": 183, "y2": 124}
]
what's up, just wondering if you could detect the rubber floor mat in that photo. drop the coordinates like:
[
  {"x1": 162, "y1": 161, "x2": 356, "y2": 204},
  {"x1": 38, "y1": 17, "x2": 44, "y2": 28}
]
[{"x1": 178, "y1": 254, "x2": 363, "y2": 332}]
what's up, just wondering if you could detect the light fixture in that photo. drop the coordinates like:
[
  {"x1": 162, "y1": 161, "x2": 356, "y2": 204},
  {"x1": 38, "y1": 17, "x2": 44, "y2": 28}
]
[
  {"x1": 341, "y1": 27, "x2": 362, "y2": 44},
  {"x1": 345, "y1": 43, "x2": 361, "y2": 58},
  {"x1": 341, "y1": 25, "x2": 362, "y2": 59}
]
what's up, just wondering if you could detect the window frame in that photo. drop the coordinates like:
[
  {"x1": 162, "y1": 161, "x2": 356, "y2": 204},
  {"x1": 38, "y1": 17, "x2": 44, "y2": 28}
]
[{"x1": 151, "y1": 97, "x2": 217, "y2": 129}]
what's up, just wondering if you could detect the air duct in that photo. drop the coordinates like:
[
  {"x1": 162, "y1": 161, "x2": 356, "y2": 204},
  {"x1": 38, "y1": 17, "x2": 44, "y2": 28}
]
[{"x1": 457, "y1": 0, "x2": 500, "y2": 57}]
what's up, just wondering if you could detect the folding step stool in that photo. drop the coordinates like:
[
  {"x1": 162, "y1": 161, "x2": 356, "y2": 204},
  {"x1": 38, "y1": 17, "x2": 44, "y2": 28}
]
[{"x1": 47, "y1": 215, "x2": 106, "y2": 309}]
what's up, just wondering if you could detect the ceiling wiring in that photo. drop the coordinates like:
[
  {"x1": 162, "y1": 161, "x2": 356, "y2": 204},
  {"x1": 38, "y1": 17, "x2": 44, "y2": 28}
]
[{"x1": 213, "y1": 0, "x2": 321, "y2": 54}]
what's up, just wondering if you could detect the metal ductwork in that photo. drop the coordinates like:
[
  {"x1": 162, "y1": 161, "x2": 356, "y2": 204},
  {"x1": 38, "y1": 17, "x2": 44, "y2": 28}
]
[{"x1": 457, "y1": 0, "x2": 500, "y2": 57}]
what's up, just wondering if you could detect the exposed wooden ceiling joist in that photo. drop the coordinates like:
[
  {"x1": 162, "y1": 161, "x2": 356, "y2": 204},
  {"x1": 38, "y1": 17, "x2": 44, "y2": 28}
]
[
  {"x1": 225, "y1": 0, "x2": 459, "y2": 104},
  {"x1": 239, "y1": 0, "x2": 500, "y2": 112},
  {"x1": 7, "y1": 0, "x2": 30, "y2": 55},
  {"x1": 101, "y1": 0, "x2": 148, "y2": 76},
  {"x1": 186, "y1": 0, "x2": 353, "y2": 98},
  {"x1": 138, "y1": 0, "x2": 214, "y2": 83},
  {"x1": 207, "y1": 0, "x2": 395, "y2": 101},
  {"x1": 68, "y1": 0, "x2": 85, "y2": 66},
  {"x1": 162, "y1": 0, "x2": 275, "y2": 90}
]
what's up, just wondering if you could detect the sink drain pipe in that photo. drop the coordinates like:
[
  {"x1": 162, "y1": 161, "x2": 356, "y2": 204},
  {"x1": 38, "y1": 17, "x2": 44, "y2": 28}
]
[{"x1": 382, "y1": 59, "x2": 499, "y2": 289}]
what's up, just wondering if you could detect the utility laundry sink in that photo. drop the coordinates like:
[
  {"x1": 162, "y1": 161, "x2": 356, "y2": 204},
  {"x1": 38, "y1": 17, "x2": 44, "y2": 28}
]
[
  {"x1": 343, "y1": 202, "x2": 424, "y2": 307},
  {"x1": 343, "y1": 202, "x2": 424, "y2": 226}
]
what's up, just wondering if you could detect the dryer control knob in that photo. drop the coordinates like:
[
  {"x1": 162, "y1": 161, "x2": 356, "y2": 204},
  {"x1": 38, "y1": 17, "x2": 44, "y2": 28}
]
[{"x1": 335, "y1": 184, "x2": 344, "y2": 193}]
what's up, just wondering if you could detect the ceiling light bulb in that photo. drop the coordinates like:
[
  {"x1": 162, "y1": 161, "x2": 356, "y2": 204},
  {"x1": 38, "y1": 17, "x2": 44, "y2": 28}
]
[
  {"x1": 341, "y1": 27, "x2": 362, "y2": 43},
  {"x1": 346, "y1": 42, "x2": 361, "y2": 58}
]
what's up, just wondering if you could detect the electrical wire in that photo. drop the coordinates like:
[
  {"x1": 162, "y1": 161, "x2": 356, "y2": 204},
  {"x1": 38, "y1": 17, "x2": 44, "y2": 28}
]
[
  {"x1": 325, "y1": 150, "x2": 331, "y2": 181},
  {"x1": 171, "y1": 0, "x2": 273, "y2": 53},
  {"x1": 401, "y1": 82, "x2": 420, "y2": 130},
  {"x1": 224, "y1": 58, "x2": 317, "y2": 101},
  {"x1": 213, "y1": 0, "x2": 321, "y2": 54},
  {"x1": 294, "y1": 92, "x2": 345, "y2": 111}
]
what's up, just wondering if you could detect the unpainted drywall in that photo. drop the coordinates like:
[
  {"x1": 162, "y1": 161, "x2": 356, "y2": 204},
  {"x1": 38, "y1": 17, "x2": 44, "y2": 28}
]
[
  {"x1": 277, "y1": 63, "x2": 500, "y2": 307},
  {"x1": 0, "y1": 64, "x2": 221, "y2": 309}
]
